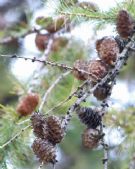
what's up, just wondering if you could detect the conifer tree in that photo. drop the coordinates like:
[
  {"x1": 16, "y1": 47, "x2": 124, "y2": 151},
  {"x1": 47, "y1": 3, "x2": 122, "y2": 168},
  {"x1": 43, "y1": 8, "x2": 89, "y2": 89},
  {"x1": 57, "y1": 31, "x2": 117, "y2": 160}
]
[{"x1": 0, "y1": 0, "x2": 135, "y2": 169}]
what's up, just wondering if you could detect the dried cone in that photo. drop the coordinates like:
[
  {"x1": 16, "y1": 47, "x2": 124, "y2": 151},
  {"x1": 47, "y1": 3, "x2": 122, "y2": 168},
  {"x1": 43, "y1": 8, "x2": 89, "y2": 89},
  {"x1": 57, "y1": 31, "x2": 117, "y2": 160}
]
[
  {"x1": 82, "y1": 128, "x2": 100, "y2": 149},
  {"x1": 72, "y1": 60, "x2": 89, "y2": 81},
  {"x1": 87, "y1": 60, "x2": 108, "y2": 81},
  {"x1": 96, "y1": 37, "x2": 120, "y2": 65},
  {"x1": 16, "y1": 93, "x2": 39, "y2": 116},
  {"x1": 73, "y1": 60, "x2": 108, "y2": 82},
  {"x1": 31, "y1": 112, "x2": 48, "y2": 139},
  {"x1": 46, "y1": 16, "x2": 67, "y2": 33},
  {"x1": 93, "y1": 84, "x2": 111, "y2": 100},
  {"x1": 32, "y1": 138, "x2": 57, "y2": 164},
  {"x1": 116, "y1": 10, "x2": 135, "y2": 39},
  {"x1": 47, "y1": 115, "x2": 65, "y2": 144},
  {"x1": 75, "y1": 106, "x2": 101, "y2": 129},
  {"x1": 35, "y1": 33, "x2": 50, "y2": 51}
]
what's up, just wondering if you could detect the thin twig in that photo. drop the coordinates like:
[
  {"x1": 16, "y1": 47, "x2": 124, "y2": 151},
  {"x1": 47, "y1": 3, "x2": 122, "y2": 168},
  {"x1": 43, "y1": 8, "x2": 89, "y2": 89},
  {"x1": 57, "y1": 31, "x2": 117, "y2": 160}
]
[
  {"x1": 28, "y1": 37, "x2": 54, "y2": 93},
  {"x1": 0, "y1": 27, "x2": 41, "y2": 45},
  {"x1": 17, "y1": 80, "x2": 88, "y2": 125},
  {"x1": 38, "y1": 71, "x2": 71, "y2": 112},
  {"x1": 46, "y1": 80, "x2": 88, "y2": 114},
  {"x1": 0, "y1": 124, "x2": 31, "y2": 149},
  {"x1": 0, "y1": 54, "x2": 99, "y2": 81}
]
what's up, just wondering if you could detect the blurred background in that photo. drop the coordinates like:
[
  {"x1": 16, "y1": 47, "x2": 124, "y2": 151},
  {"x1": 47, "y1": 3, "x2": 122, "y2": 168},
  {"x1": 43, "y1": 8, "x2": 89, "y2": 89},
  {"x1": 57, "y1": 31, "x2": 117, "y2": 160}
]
[{"x1": 1, "y1": 0, "x2": 135, "y2": 169}]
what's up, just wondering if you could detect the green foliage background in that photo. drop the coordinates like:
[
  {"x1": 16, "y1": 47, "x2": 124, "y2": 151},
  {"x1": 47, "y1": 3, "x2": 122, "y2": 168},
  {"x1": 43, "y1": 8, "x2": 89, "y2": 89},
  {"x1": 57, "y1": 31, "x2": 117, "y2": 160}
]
[{"x1": 0, "y1": 0, "x2": 135, "y2": 169}]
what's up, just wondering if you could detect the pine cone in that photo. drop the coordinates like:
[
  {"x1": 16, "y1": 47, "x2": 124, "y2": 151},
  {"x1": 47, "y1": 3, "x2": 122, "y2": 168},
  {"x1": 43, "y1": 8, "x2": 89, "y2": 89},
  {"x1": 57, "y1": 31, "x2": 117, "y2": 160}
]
[
  {"x1": 35, "y1": 33, "x2": 50, "y2": 51},
  {"x1": 16, "y1": 93, "x2": 39, "y2": 116},
  {"x1": 31, "y1": 112, "x2": 48, "y2": 139},
  {"x1": 72, "y1": 60, "x2": 89, "y2": 81},
  {"x1": 82, "y1": 128, "x2": 100, "y2": 149},
  {"x1": 75, "y1": 106, "x2": 101, "y2": 129},
  {"x1": 116, "y1": 10, "x2": 135, "y2": 39},
  {"x1": 87, "y1": 60, "x2": 108, "y2": 81},
  {"x1": 93, "y1": 83, "x2": 111, "y2": 100},
  {"x1": 96, "y1": 37, "x2": 119, "y2": 65},
  {"x1": 32, "y1": 138, "x2": 57, "y2": 164},
  {"x1": 72, "y1": 60, "x2": 108, "y2": 82},
  {"x1": 47, "y1": 115, "x2": 65, "y2": 144}
]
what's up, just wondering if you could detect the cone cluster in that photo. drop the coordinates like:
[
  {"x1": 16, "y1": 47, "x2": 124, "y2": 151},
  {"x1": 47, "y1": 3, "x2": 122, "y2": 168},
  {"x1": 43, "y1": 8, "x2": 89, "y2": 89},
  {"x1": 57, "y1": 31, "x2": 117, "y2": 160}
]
[
  {"x1": 75, "y1": 106, "x2": 102, "y2": 149},
  {"x1": 16, "y1": 93, "x2": 39, "y2": 116},
  {"x1": 73, "y1": 59, "x2": 108, "y2": 82},
  {"x1": 31, "y1": 112, "x2": 65, "y2": 164}
]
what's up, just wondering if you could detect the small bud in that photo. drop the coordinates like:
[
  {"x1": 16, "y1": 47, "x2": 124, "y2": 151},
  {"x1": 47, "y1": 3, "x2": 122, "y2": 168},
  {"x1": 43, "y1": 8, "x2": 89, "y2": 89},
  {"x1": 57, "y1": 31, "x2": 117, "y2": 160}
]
[
  {"x1": 16, "y1": 93, "x2": 40, "y2": 116},
  {"x1": 46, "y1": 16, "x2": 68, "y2": 33},
  {"x1": 93, "y1": 84, "x2": 111, "y2": 100},
  {"x1": 77, "y1": 1, "x2": 99, "y2": 12},
  {"x1": 35, "y1": 33, "x2": 50, "y2": 51}
]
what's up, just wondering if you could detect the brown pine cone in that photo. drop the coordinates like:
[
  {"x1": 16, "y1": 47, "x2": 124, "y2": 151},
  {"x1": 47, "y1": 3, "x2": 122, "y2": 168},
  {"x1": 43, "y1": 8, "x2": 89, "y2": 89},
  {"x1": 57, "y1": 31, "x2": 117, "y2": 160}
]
[
  {"x1": 31, "y1": 112, "x2": 48, "y2": 139},
  {"x1": 47, "y1": 115, "x2": 65, "y2": 144},
  {"x1": 35, "y1": 33, "x2": 50, "y2": 51},
  {"x1": 75, "y1": 106, "x2": 101, "y2": 129},
  {"x1": 93, "y1": 83, "x2": 111, "y2": 100},
  {"x1": 72, "y1": 60, "x2": 89, "y2": 81},
  {"x1": 16, "y1": 93, "x2": 39, "y2": 116},
  {"x1": 116, "y1": 10, "x2": 135, "y2": 39},
  {"x1": 82, "y1": 128, "x2": 100, "y2": 149},
  {"x1": 72, "y1": 59, "x2": 108, "y2": 82},
  {"x1": 96, "y1": 37, "x2": 120, "y2": 65},
  {"x1": 32, "y1": 138, "x2": 57, "y2": 164},
  {"x1": 87, "y1": 60, "x2": 108, "y2": 81}
]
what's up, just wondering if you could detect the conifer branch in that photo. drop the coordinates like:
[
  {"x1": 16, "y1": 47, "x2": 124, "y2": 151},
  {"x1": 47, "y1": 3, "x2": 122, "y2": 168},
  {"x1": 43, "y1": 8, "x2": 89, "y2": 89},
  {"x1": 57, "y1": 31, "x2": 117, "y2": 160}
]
[
  {"x1": 28, "y1": 37, "x2": 54, "y2": 93},
  {"x1": 0, "y1": 54, "x2": 99, "y2": 81},
  {"x1": 46, "y1": 80, "x2": 89, "y2": 115},
  {"x1": 0, "y1": 27, "x2": 42, "y2": 45},
  {"x1": 0, "y1": 125, "x2": 31, "y2": 149},
  {"x1": 0, "y1": 72, "x2": 70, "y2": 149},
  {"x1": 38, "y1": 71, "x2": 71, "y2": 112},
  {"x1": 62, "y1": 33, "x2": 135, "y2": 133}
]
